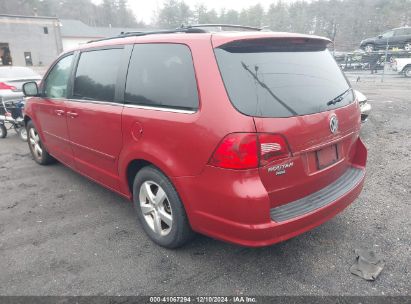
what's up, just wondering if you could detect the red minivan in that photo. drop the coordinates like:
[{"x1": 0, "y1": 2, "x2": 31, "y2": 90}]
[{"x1": 22, "y1": 26, "x2": 367, "y2": 248}]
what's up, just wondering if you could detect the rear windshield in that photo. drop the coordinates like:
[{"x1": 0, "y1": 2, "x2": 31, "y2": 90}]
[{"x1": 214, "y1": 38, "x2": 353, "y2": 118}]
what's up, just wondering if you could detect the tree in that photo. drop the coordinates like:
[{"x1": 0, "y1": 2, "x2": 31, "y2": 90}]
[
  {"x1": 238, "y1": 4, "x2": 264, "y2": 27},
  {"x1": 219, "y1": 9, "x2": 240, "y2": 25},
  {"x1": 2, "y1": 0, "x2": 411, "y2": 50},
  {"x1": 0, "y1": 0, "x2": 141, "y2": 27},
  {"x1": 265, "y1": 1, "x2": 290, "y2": 31},
  {"x1": 157, "y1": 0, "x2": 193, "y2": 28}
]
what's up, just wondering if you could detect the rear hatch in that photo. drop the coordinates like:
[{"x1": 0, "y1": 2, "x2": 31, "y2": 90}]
[{"x1": 213, "y1": 35, "x2": 361, "y2": 208}]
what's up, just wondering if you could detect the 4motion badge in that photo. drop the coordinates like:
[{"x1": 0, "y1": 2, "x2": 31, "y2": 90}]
[{"x1": 267, "y1": 161, "x2": 294, "y2": 176}]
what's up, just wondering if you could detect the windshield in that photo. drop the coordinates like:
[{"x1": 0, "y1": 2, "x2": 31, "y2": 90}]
[
  {"x1": 381, "y1": 31, "x2": 394, "y2": 38},
  {"x1": 214, "y1": 38, "x2": 354, "y2": 118}
]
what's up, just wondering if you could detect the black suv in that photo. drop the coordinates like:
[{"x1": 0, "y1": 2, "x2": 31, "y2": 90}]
[{"x1": 360, "y1": 27, "x2": 411, "y2": 52}]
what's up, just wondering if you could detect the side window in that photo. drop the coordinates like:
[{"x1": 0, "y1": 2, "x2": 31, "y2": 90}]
[
  {"x1": 44, "y1": 54, "x2": 73, "y2": 98},
  {"x1": 73, "y1": 48, "x2": 123, "y2": 102},
  {"x1": 395, "y1": 29, "x2": 405, "y2": 36},
  {"x1": 125, "y1": 44, "x2": 199, "y2": 110}
]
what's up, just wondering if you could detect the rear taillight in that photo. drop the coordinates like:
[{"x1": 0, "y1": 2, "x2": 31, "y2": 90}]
[
  {"x1": 209, "y1": 133, "x2": 258, "y2": 169},
  {"x1": 209, "y1": 133, "x2": 290, "y2": 169},
  {"x1": 0, "y1": 82, "x2": 16, "y2": 90},
  {"x1": 258, "y1": 133, "x2": 290, "y2": 166}
]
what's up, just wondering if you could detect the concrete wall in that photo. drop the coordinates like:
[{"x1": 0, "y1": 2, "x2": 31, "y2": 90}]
[{"x1": 0, "y1": 15, "x2": 63, "y2": 67}]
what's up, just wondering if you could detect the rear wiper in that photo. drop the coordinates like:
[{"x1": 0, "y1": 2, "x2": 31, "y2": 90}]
[
  {"x1": 241, "y1": 61, "x2": 298, "y2": 116},
  {"x1": 326, "y1": 88, "x2": 352, "y2": 106}
]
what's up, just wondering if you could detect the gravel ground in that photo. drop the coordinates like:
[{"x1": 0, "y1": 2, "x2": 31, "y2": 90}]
[{"x1": 0, "y1": 72, "x2": 410, "y2": 296}]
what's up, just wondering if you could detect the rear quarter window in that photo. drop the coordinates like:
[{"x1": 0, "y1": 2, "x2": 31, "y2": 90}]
[
  {"x1": 125, "y1": 43, "x2": 199, "y2": 111},
  {"x1": 214, "y1": 38, "x2": 354, "y2": 118},
  {"x1": 73, "y1": 48, "x2": 123, "y2": 102}
]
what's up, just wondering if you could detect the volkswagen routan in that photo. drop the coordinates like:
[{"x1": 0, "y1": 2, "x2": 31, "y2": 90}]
[{"x1": 22, "y1": 26, "x2": 367, "y2": 248}]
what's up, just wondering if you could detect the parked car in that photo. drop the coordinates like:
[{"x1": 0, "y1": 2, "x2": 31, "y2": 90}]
[
  {"x1": 0, "y1": 66, "x2": 41, "y2": 101},
  {"x1": 392, "y1": 58, "x2": 411, "y2": 77},
  {"x1": 360, "y1": 27, "x2": 411, "y2": 52},
  {"x1": 354, "y1": 90, "x2": 371, "y2": 123},
  {"x1": 0, "y1": 66, "x2": 41, "y2": 140},
  {"x1": 22, "y1": 27, "x2": 367, "y2": 248}
]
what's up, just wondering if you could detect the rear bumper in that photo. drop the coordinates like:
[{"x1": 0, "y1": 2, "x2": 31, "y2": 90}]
[
  {"x1": 270, "y1": 167, "x2": 364, "y2": 222},
  {"x1": 173, "y1": 138, "x2": 367, "y2": 247}
]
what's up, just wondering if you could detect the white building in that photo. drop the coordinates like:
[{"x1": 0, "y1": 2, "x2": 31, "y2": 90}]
[{"x1": 60, "y1": 19, "x2": 147, "y2": 51}]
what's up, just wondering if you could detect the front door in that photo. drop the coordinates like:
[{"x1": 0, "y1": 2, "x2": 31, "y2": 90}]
[
  {"x1": 66, "y1": 48, "x2": 125, "y2": 191},
  {"x1": 32, "y1": 54, "x2": 74, "y2": 167},
  {"x1": 376, "y1": 30, "x2": 394, "y2": 48}
]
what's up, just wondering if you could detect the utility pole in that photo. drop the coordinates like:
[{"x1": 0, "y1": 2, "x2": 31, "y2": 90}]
[
  {"x1": 381, "y1": 37, "x2": 389, "y2": 83},
  {"x1": 332, "y1": 21, "x2": 337, "y2": 57}
]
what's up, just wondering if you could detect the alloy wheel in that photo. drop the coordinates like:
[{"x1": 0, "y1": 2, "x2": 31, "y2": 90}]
[
  {"x1": 29, "y1": 127, "x2": 42, "y2": 159},
  {"x1": 139, "y1": 181, "x2": 173, "y2": 236},
  {"x1": 404, "y1": 43, "x2": 411, "y2": 51}
]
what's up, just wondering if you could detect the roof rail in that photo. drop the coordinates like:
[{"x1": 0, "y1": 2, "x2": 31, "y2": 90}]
[
  {"x1": 181, "y1": 24, "x2": 264, "y2": 31},
  {"x1": 87, "y1": 27, "x2": 207, "y2": 43},
  {"x1": 87, "y1": 24, "x2": 265, "y2": 44}
]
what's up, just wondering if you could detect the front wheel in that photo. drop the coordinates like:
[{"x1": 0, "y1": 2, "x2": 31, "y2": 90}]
[
  {"x1": 0, "y1": 124, "x2": 7, "y2": 138},
  {"x1": 404, "y1": 42, "x2": 411, "y2": 51},
  {"x1": 404, "y1": 67, "x2": 411, "y2": 78},
  {"x1": 132, "y1": 166, "x2": 195, "y2": 248},
  {"x1": 26, "y1": 120, "x2": 55, "y2": 165}
]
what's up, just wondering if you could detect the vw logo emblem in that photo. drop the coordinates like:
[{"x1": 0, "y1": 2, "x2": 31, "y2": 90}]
[{"x1": 330, "y1": 115, "x2": 339, "y2": 134}]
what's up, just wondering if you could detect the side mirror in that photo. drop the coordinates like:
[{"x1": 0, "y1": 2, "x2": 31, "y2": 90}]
[
  {"x1": 22, "y1": 81, "x2": 39, "y2": 97},
  {"x1": 378, "y1": 35, "x2": 383, "y2": 39}
]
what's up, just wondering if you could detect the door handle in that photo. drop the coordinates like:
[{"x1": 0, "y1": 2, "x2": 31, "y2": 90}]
[
  {"x1": 55, "y1": 109, "x2": 65, "y2": 116},
  {"x1": 67, "y1": 112, "x2": 78, "y2": 118}
]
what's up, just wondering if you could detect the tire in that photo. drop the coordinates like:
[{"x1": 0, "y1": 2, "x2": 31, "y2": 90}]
[
  {"x1": 26, "y1": 120, "x2": 55, "y2": 165},
  {"x1": 19, "y1": 127, "x2": 28, "y2": 142},
  {"x1": 404, "y1": 42, "x2": 411, "y2": 51},
  {"x1": 404, "y1": 67, "x2": 411, "y2": 78},
  {"x1": 132, "y1": 166, "x2": 195, "y2": 248},
  {"x1": 0, "y1": 124, "x2": 7, "y2": 138},
  {"x1": 364, "y1": 44, "x2": 374, "y2": 52}
]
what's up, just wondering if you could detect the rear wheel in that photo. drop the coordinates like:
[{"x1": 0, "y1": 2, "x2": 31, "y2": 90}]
[
  {"x1": 404, "y1": 67, "x2": 411, "y2": 78},
  {"x1": 27, "y1": 120, "x2": 55, "y2": 165},
  {"x1": 0, "y1": 124, "x2": 6, "y2": 138},
  {"x1": 132, "y1": 166, "x2": 195, "y2": 248},
  {"x1": 404, "y1": 42, "x2": 411, "y2": 51},
  {"x1": 364, "y1": 44, "x2": 374, "y2": 52}
]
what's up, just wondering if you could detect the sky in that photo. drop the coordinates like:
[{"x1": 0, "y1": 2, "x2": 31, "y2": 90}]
[{"x1": 95, "y1": 0, "x2": 299, "y2": 24}]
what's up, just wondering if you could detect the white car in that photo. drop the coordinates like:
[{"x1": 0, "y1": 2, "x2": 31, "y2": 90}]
[
  {"x1": 0, "y1": 67, "x2": 41, "y2": 140},
  {"x1": 0, "y1": 66, "x2": 42, "y2": 101},
  {"x1": 354, "y1": 90, "x2": 371, "y2": 123},
  {"x1": 392, "y1": 58, "x2": 411, "y2": 77}
]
